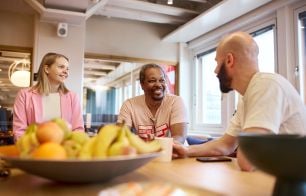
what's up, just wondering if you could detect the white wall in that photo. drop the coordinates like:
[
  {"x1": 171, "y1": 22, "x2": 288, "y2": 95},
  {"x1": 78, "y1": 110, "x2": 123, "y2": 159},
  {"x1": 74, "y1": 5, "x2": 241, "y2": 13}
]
[
  {"x1": 85, "y1": 16, "x2": 178, "y2": 62},
  {"x1": 0, "y1": 10, "x2": 85, "y2": 99},
  {"x1": 32, "y1": 17, "x2": 86, "y2": 98},
  {"x1": 0, "y1": 10, "x2": 180, "y2": 103}
]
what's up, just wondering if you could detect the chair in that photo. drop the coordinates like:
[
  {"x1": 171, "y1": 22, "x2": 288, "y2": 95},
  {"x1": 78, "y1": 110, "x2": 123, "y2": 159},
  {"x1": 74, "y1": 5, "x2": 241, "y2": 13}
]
[{"x1": 186, "y1": 135, "x2": 213, "y2": 145}]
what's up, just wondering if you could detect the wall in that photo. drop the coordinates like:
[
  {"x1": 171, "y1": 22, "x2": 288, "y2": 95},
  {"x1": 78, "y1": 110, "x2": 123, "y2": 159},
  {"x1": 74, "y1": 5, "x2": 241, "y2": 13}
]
[
  {"x1": 85, "y1": 16, "x2": 178, "y2": 63},
  {"x1": 32, "y1": 18, "x2": 86, "y2": 98},
  {"x1": 0, "y1": 10, "x2": 180, "y2": 103},
  {"x1": 0, "y1": 10, "x2": 85, "y2": 99},
  {"x1": 0, "y1": 11, "x2": 33, "y2": 47}
]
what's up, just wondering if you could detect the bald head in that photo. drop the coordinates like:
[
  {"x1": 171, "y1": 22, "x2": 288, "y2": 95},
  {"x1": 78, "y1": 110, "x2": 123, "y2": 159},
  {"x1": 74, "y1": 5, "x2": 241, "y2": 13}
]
[{"x1": 217, "y1": 32, "x2": 259, "y2": 70}]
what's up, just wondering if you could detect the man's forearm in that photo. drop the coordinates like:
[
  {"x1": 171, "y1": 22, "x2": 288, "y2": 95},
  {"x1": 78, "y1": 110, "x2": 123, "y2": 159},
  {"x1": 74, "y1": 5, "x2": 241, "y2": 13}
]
[
  {"x1": 187, "y1": 135, "x2": 238, "y2": 157},
  {"x1": 173, "y1": 135, "x2": 186, "y2": 144}
]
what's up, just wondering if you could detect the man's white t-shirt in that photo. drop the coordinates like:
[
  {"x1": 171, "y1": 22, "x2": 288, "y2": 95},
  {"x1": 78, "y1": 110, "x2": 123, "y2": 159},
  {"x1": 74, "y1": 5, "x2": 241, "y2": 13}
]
[
  {"x1": 117, "y1": 94, "x2": 188, "y2": 140},
  {"x1": 226, "y1": 72, "x2": 306, "y2": 136},
  {"x1": 42, "y1": 93, "x2": 61, "y2": 122}
]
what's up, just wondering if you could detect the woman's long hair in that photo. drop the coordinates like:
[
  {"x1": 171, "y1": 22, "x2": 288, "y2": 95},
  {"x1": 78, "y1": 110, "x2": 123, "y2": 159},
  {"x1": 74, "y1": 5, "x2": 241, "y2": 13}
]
[{"x1": 32, "y1": 52, "x2": 69, "y2": 95}]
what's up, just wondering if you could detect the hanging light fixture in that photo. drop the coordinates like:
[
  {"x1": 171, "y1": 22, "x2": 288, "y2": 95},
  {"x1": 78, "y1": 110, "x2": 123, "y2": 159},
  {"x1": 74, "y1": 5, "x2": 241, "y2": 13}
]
[
  {"x1": 8, "y1": 59, "x2": 31, "y2": 87},
  {"x1": 167, "y1": 0, "x2": 173, "y2": 5}
]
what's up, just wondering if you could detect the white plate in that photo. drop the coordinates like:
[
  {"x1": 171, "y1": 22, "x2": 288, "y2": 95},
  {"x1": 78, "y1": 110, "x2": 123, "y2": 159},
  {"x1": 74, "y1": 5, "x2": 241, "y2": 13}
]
[{"x1": 1, "y1": 153, "x2": 160, "y2": 183}]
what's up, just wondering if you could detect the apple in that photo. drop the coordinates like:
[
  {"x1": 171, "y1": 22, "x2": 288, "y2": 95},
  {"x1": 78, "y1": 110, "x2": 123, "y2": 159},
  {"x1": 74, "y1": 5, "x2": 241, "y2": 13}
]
[
  {"x1": 36, "y1": 121, "x2": 64, "y2": 144},
  {"x1": 121, "y1": 146, "x2": 137, "y2": 156}
]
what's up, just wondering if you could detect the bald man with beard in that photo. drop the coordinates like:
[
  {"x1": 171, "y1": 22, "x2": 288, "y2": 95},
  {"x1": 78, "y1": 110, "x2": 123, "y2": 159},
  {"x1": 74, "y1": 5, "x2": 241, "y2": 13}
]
[{"x1": 173, "y1": 31, "x2": 306, "y2": 171}]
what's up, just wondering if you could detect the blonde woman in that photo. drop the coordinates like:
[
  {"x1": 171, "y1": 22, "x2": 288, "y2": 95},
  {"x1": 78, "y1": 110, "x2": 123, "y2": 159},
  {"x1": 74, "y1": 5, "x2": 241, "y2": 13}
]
[{"x1": 13, "y1": 52, "x2": 84, "y2": 140}]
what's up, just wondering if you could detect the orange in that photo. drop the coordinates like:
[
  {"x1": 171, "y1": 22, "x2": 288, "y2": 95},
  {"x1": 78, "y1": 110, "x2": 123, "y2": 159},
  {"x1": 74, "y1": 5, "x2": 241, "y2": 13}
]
[
  {"x1": 0, "y1": 145, "x2": 20, "y2": 157},
  {"x1": 36, "y1": 121, "x2": 64, "y2": 144},
  {"x1": 32, "y1": 142, "x2": 67, "y2": 160}
]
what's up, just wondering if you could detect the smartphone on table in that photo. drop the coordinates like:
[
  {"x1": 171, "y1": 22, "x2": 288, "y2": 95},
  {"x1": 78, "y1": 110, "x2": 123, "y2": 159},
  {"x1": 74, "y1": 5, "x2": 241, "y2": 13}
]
[{"x1": 196, "y1": 156, "x2": 232, "y2": 162}]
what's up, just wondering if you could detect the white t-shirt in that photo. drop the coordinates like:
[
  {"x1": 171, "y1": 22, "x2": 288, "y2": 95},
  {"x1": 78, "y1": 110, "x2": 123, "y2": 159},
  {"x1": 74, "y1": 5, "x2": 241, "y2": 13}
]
[
  {"x1": 42, "y1": 93, "x2": 61, "y2": 122},
  {"x1": 226, "y1": 72, "x2": 306, "y2": 136},
  {"x1": 117, "y1": 94, "x2": 188, "y2": 140}
]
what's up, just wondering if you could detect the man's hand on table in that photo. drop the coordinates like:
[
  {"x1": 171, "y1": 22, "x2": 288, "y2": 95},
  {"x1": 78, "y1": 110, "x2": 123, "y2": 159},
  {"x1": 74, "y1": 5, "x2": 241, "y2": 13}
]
[{"x1": 172, "y1": 141, "x2": 188, "y2": 159}]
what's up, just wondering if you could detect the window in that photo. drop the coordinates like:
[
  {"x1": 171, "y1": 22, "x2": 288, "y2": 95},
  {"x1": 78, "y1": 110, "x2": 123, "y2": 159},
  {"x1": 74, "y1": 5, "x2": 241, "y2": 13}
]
[
  {"x1": 115, "y1": 86, "x2": 123, "y2": 113},
  {"x1": 195, "y1": 50, "x2": 221, "y2": 125},
  {"x1": 194, "y1": 49, "x2": 229, "y2": 134},
  {"x1": 252, "y1": 26, "x2": 276, "y2": 73},
  {"x1": 123, "y1": 81, "x2": 132, "y2": 100},
  {"x1": 234, "y1": 26, "x2": 277, "y2": 108},
  {"x1": 83, "y1": 57, "x2": 177, "y2": 127},
  {"x1": 194, "y1": 26, "x2": 276, "y2": 134},
  {"x1": 296, "y1": 9, "x2": 306, "y2": 103},
  {"x1": 135, "y1": 79, "x2": 143, "y2": 96}
]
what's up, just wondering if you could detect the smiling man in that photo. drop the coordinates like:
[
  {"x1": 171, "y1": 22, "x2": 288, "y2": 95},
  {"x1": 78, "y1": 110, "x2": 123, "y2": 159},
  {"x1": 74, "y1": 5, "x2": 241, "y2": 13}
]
[{"x1": 117, "y1": 63, "x2": 188, "y2": 143}]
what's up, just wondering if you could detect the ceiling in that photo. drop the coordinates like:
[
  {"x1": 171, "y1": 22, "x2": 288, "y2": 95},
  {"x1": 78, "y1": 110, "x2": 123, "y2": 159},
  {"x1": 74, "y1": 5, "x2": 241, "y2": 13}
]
[
  {"x1": 1, "y1": 0, "x2": 224, "y2": 108},
  {"x1": 39, "y1": 0, "x2": 223, "y2": 25},
  {"x1": 93, "y1": 0, "x2": 223, "y2": 25},
  {"x1": 0, "y1": 0, "x2": 273, "y2": 108},
  {"x1": 83, "y1": 57, "x2": 120, "y2": 87},
  {"x1": 3, "y1": 0, "x2": 222, "y2": 88}
]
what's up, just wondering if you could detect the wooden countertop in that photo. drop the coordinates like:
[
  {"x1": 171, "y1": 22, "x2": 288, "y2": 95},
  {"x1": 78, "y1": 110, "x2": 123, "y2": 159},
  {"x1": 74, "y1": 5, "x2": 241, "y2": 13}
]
[{"x1": 0, "y1": 158, "x2": 275, "y2": 196}]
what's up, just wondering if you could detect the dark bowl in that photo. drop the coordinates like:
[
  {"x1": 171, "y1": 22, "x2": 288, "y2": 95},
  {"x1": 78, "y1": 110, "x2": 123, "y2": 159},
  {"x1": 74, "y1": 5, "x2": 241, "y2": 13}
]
[{"x1": 238, "y1": 134, "x2": 306, "y2": 196}]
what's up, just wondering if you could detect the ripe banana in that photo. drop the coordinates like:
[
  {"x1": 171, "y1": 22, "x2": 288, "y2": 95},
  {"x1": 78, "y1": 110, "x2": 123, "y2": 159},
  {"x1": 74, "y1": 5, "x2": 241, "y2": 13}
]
[
  {"x1": 29, "y1": 128, "x2": 39, "y2": 146},
  {"x1": 52, "y1": 118, "x2": 72, "y2": 140},
  {"x1": 62, "y1": 140, "x2": 82, "y2": 159},
  {"x1": 93, "y1": 124, "x2": 121, "y2": 158},
  {"x1": 62, "y1": 131, "x2": 89, "y2": 159},
  {"x1": 108, "y1": 125, "x2": 132, "y2": 156},
  {"x1": 69, "y1": 131, "x2": 90, "y2": 145},
  {"x1": 16, "y1": 124, "x2": 39, "y2": 158},
  {"x1": 79, "y1": 137, "x2": 97, "y2": 160},
  {"x1": 16, "y1": 134, "x2": 32, "y2": 158},
  {"x1": 125, "y1": 126, "x2": 161, "y2": 154}
]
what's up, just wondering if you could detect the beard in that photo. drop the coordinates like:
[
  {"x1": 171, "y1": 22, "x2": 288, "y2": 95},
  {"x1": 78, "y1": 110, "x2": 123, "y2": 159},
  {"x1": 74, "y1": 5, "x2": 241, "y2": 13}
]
[{"x1": 217, "y1": 62, "x2": 233, "y2": 93}]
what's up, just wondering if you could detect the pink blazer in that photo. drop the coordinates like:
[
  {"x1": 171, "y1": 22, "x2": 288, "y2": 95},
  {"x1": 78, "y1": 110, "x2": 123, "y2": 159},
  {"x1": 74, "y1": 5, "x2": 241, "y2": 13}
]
[{"x1": 13, "y1": 88, "x2": 84, "y2": 139}]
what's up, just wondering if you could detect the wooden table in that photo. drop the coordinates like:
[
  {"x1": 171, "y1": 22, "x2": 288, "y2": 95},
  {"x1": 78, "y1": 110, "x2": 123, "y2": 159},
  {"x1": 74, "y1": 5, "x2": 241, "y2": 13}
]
[{"x1": 0, "y1": 158, "x2": 275, "y2": 196}]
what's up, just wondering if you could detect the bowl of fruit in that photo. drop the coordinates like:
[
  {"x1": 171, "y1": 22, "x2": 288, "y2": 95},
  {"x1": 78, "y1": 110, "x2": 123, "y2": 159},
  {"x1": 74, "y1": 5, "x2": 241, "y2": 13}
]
[{"x1": 0, "y1": 119, "x2": 161, "y2": 183}]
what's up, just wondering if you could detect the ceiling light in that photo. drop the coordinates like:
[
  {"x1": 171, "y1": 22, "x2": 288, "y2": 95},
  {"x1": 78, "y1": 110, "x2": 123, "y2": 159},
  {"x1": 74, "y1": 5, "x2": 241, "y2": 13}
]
[
  {"x1": 8, "y1": 59, "x2": 31, "y2": 87},
  {"x1": 167, "y1": 0, "x2": 173, "y2": 5}
]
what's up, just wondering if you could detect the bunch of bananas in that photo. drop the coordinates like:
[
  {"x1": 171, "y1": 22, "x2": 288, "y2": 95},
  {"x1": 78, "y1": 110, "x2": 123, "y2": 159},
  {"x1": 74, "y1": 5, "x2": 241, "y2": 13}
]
[
  {"x1": 15, "y1": 118, "x2": 161, "y2": 160},
  {"x1": 79, "y1": 124, "x2": 162, "y2": 160},
  {"x1": 16, "y1": 124, "x2": 40, "y2": 158}
]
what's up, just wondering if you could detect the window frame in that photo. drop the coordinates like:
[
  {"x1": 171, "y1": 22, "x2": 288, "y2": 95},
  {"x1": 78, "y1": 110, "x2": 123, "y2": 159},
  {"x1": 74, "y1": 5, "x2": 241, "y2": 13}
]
[
  {"x1": 294, "y1": 4, "x2": 306, "y2": 104},
  {"x1": 190, "y1": 20, "x2": 277, "y2": 136}
]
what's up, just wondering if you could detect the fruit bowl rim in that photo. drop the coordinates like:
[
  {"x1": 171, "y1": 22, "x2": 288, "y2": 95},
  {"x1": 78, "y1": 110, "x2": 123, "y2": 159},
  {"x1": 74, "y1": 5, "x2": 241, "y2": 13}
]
[{"x1": 0, "y1": 152, "x2": 161, "y2": 163}]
